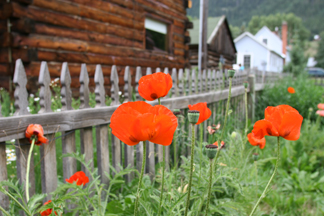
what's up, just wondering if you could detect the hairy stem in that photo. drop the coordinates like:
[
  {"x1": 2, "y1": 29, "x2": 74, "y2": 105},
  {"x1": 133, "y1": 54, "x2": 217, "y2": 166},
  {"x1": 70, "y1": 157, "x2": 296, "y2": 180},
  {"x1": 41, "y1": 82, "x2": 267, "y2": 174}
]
[
  {"x1": 204, "y1": 159, "x2": 214, "y2": 216},
  {"x1": 25, "y1": 138, "x2": 35, "y2": 202},
  {"x1": 245, "y1": 87, "x2": 248, "y2": 137},
  {"x1": 249, "y1": 137, "x2": 280, "y2": 216},
  {"x1": 0, "y1": 204, "x2": 10, "y2": 216},
  {"x1": 158, "y1": 146, "x2": 165, "y2": 215},
  {"x1": 184, "y1": 124, "x2": 196, "y2": 216},
  {"x1": 134, "y1": 142, "x2": 146, "y2": 216}
]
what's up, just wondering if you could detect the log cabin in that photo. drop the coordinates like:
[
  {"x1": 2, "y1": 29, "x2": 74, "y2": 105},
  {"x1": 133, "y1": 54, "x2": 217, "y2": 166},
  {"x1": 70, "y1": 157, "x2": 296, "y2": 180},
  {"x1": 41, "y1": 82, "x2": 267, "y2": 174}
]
[
  {"x1": 188, "y1": 16, "x2": 237, "y2": 69},
  {"x1": 0, "y1": 0, "x2": 192, "y2": 95}
]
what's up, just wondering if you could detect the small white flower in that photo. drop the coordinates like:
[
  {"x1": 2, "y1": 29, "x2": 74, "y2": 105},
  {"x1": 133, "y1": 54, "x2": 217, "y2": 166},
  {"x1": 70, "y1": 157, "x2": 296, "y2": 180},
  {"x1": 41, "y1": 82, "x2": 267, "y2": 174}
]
[
  {"x1": 34, "y1": 97, "x2": 40, "y2": 101},
  {"x1": 54, "y1": 78, "x2": 60, "y2": 82},
  {"x1": 118, "y1": 91, "x2": 122, "y2": 96},
  {"x1": 56, "y1": 109, "x2": 61, "y2": 112},
  {"x1": 30, "y1": 94, "x2": 34, "y2": 97}
]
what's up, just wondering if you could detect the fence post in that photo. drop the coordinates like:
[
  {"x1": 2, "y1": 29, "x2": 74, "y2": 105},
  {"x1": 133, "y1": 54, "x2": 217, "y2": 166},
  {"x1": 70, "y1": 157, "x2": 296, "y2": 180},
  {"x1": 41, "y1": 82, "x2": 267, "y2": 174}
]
[{"x1": 248, "y1": 74, "x2": 255, "y2": 123}]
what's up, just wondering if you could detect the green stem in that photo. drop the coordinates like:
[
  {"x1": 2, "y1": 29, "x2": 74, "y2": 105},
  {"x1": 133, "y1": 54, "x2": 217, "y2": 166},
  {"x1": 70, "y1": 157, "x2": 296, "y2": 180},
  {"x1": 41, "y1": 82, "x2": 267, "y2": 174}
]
[
  {"x1": 2, "y1": 190, "x2": 31, "y2": 216},
  {"x1": 173, "y1": 130, "x2": 177, "y2": 169},
  {"x1": 158, "y1": 98, "x2": 161, "y2": 105},
  {"x1": 204, "y1": 159, "x2": 214, "y2": 216},
  {"x1": 245, "y1": 88, "x2": 248, "y2": 136},
  {"x1": 199, "y1": 126, "x2": 203, "y2": 183},
  {"x1": 0, "y1": 204, "x2": 10, "y2": 216},
  {"x1": 158, "y1": 146, "x2": 165, "y2": 215},
  {"x1": 255, "y1": 161, "x2": 258, "y2": 199},
  {"x1": 249, "y1": 137, "x2": 280, "y2": 216},
  {"x1": 184, "y1": 124, "x2": 196, "y2": 216},
  {"x1": 134, "y1": 142, "x2": 146, "y2": 216},
  {"x1": 25, "y1": 138, "x2": 35, "y2": 202}
]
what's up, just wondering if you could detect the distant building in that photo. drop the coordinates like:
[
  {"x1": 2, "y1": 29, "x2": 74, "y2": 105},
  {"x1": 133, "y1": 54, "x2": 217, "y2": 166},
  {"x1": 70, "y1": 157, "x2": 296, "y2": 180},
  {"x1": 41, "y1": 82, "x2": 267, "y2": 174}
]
[
  {"x1": 234, "y1": 23, "x2": 290, "y2": 73},
  {"x1": 188, "y1": 16, "x2": 237, "y2": 69}
]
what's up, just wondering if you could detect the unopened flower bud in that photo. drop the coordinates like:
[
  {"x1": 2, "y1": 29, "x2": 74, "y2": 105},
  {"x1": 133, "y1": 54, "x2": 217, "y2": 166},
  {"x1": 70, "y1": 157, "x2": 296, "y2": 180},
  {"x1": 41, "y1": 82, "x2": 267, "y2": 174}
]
[
  {"x1": 188, "y1": 110, "x2": 200, "y2": 124},
  {"x1": 228, "y1": 70, "x2": 235, "y2": 78},
  {"x1": 231, "y1": 131, "x2": 237, "y2": 139},
  {"x1": 173, "y1": 109, "x2": 182, "y2": 116},
  {"x1": 205, "y1": 144, "x2": 218, "y2": 159},
  {"x1": 243, "y1": 82, "x2": 249, "y2": 88}
]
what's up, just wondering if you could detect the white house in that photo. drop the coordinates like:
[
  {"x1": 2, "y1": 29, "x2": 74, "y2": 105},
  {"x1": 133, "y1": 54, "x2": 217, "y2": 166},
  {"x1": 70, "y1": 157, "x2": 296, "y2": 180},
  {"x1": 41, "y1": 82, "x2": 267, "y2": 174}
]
[{"x1": 234, "y1": 24, "x2": 290, "y2": 73}]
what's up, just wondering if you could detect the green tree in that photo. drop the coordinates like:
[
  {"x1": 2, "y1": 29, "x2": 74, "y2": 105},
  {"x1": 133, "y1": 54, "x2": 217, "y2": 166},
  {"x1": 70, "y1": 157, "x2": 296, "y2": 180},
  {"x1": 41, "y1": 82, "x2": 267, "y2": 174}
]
[
  {"x1": 284, "y1": 33, "x2": 307, "y2": 76},
  {"x1": 248, "y1": 13, "x2": 310, "y2": 43},
  {"x1": 229, "y1": 25, "x2": 241, "y2": 39},
  {"x1": 315, "y1": 31, "x2": 324, "y2": 68}
]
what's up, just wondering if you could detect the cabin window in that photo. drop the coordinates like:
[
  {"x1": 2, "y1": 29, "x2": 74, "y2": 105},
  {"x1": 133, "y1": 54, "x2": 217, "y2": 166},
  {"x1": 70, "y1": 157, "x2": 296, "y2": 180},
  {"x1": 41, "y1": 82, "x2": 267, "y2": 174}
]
[
  {"x1": 145, "y1": 17, "x2": 168, "y2": 52},
  {"x1": 243, "y1": 55, "x2": 251, "y2": 69},
  {"x1": 262, "y1": 38, "x2": 267, "y2": 45}
]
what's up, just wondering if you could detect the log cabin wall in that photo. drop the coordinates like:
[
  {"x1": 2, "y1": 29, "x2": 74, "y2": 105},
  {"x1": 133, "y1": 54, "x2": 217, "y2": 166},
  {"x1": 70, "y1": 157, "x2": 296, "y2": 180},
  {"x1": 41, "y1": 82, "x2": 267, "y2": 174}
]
[{"x1": 0, "y1": 0, "x2": 191, "y2": 96}]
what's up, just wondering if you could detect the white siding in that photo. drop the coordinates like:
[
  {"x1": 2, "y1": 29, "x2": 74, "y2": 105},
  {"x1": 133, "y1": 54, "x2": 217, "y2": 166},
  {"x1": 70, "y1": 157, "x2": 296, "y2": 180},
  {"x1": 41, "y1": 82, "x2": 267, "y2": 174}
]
[
  {"x1": 255, "y1": 27, "x2": 283, "y2": 56},
  {"x1": 235, "y1": 35, "x2": 268, "y2": 71}
]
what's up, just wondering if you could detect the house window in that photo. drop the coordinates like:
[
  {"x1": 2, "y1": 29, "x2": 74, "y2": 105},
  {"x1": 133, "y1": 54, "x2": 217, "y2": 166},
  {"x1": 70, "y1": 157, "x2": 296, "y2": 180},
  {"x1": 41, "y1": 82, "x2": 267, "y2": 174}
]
[
  {"x1": 263, "y1": 38, "x2": 267, "y2": 45},
  {"x1": 145, "y1": 17, "x2": 168, "y2": 52},
  {"x1": 243, "y1": 55, "x2": 251, "y2": 69}
]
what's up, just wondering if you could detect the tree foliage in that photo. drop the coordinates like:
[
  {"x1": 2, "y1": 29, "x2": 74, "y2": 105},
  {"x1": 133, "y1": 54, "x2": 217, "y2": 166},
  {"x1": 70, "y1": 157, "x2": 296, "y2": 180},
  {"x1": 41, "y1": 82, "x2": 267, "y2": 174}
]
[
  {"x1": 284, "y1": 34, "x2": 307, "y2": 76},
  {"x1": 315, "y1": 31, "x2": 324, "y2": 68},
  {"x1": 248, "y1": 13, "x2": 310, "y2": 43}
]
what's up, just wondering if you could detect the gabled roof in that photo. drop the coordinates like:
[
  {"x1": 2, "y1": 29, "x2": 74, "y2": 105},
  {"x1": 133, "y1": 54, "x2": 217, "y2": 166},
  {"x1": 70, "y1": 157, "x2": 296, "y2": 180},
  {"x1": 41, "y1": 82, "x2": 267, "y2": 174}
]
[
  {"x1": 189, "y1": 15, "x2": 236, "y2": 52},
  {"x1": 189, "y1": 16, "x2": 222, "y2": 44},
  {"x1": 234, "y1": 31, "x2": 284, "y2": 58}
]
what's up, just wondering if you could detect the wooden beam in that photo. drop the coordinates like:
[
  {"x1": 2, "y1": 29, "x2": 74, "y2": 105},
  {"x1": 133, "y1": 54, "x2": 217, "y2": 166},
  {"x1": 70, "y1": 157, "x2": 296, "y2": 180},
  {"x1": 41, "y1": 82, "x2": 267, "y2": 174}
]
[
  {"x1": 0, "y1": 86, "x2": 247, "y2": 142},
  {"x1": 0, "y1": 3, "x2": 12, "y2": 19},
  {"x1": 32, "y1": 0, "x2": 144, "y2": 30},
  {"x1": 10, "y1": 2, "x2": 144, "y2": 41}
]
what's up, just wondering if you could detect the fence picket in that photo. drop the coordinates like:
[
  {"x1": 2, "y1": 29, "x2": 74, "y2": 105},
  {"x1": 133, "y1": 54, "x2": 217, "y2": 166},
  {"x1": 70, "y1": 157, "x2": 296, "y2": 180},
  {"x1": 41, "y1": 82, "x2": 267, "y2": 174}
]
[
  {"x1": 110, "y1": 65, "x2": 120, "y2": 106},
  {"x1": 135, "y1": 66, "x2": 142, "y2": 101},
  {"x1": 13, "y1": 60, "x2": 36, "y2": 202},
  {"x1": 171, "y1": 68, "x2": 179, "y2": 97},
  {"x1": 61, "y1": 62, "x2": 73, "y2": 111},
  {"x1": 123, "y1": 66, "x2": 132, "y2": 102},
  {"x1": 80, "y1": 64, "x2": 90, "y2": 109},
  {"x1": 94, "y1": 65, "x2": 110, "y2": 184},
  {"x1": 202, "y1": 69, "x2": 206, "y2": 92}
]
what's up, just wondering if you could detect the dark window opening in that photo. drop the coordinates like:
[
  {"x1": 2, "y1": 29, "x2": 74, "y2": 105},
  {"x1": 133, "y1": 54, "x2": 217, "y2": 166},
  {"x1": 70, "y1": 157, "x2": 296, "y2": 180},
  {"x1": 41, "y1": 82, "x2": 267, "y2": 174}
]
[
  {"x1": 244, "y1": 55, "x2": 251, "y2": 69},
  {"x1": 146, "y1": 29, "x2": 167, "y2": 51}
]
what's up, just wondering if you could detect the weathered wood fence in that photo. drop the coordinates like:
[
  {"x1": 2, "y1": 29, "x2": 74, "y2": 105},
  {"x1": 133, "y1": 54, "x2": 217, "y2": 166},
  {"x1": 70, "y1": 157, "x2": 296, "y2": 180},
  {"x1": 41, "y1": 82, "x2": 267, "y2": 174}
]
[{"x1": 0, "y1": 59, "x2": 281, "y2": 212}]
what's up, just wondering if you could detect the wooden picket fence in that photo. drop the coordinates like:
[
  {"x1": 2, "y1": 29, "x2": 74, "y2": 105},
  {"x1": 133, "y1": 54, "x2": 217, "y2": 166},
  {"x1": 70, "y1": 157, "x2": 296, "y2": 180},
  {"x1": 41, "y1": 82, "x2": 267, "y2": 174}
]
[{"x1": 0, "y1": 59, "x2": 282, "y2": 212}]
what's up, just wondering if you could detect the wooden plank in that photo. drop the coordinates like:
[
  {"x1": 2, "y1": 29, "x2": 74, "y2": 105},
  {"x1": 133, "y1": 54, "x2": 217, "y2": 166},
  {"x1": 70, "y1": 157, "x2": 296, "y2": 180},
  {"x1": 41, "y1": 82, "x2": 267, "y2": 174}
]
[
  {"x1": 111, "y1": 134, "x2": 121, "y2": 174},
  {"x1": 80, "y1": 127, "x2": 94, "y2": 178},
  {"x1": 15, "y1": 139, "x2": 35, "y2": 199},
  {"x1": 123, "y1": 66, "x2": 132, "y2": 102},
  {"x1": 32, "y1": 0, "x2": 144, "y2": 30},
  {"x1": 171, "y1": 68, "x2": 179, "y2": 97},
  {"x1": 124, "y1": 144, "x2": 134, "y2": 182},
  {"x1": 60, "y1": 62, "x2": 73, "y2": 111},
  {"x1": 38, "y1": 61, "x2": 57, "y2": 198},
  {"x1": 96, "y1": 124, "x2": 109, "y2": 184},
  {"x1": 69, "y1": 0, "x2": 144, "y2": 21},
  {"x1": 0, "y1": 143, "x2": 9, "y2": 215},
  {"x1": 0, "y1": 3, "x2": 12, "y2": 20},
  {"x1": 135, "y1": 66, "x2": 142, "y2": 100},
  {"x1": 62, "y1": 131, "x2": 76, "y2": 181},
  {"x1": 11, "y1": 2, "x2": 144, "y2": 41},
  {"x1": 79, "y1": 64, "x2": 90, "y2": 109},
  {"x1": 13, "y1": 59, "x2": 29, "y2": 116},
  {"x1": 0, "y1": 84, "x2": 248, "y2": 142},
  {"x1": 146, "y1": 141, "x2": 155, "y2": 181},
  {"x1": 202, "y1": 69, "x2": 206, "y2": 92},
  {"x1": 136, "y1": 142, "x2": 144, "y2": 174},
  {"x1": 178, "y1": 68, "x2": 184, "y2": 96},
  {"x1": 110, "y1": 65, "x2": 120, "y2": 106}
]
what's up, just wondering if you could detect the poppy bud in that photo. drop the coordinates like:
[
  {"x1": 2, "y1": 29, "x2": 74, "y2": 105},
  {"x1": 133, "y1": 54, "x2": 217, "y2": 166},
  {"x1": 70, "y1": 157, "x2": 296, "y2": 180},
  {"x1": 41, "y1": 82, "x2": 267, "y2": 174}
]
[
  {"x1": 188, "y1": 110, "x2": 200, "y2": 124},
  {"x1": 231, "y1": 131, "x2": 237, "y2": 139},
  {"x1": 228, "y1": 70, "x2": 235, "y2": 78},
  {"x1": 173, "y1": 109, "x2": 182, "y2": 116},
  {"x1": 243, "y1": 82, "x2": 248, "y2": 88},
  {"x1": 205, "y1": 144, "x2": 218, "y2": 159}
]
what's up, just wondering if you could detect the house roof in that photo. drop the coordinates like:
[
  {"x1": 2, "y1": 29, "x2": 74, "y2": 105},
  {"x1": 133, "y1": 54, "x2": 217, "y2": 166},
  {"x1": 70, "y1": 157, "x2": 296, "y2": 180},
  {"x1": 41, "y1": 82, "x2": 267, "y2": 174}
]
[
  {"x1": 189, "y1": 16, "x2": 223, "y2": 44},
  {"x1": 234, "y1": 31, "x2": 284, "y2": 58}
]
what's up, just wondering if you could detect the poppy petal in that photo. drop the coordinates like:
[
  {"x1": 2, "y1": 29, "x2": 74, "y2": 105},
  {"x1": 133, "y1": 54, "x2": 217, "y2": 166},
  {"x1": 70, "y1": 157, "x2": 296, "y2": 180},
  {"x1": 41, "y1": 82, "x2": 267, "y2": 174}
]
[
  {"x1": 248, "y1": 133, "x2": 266, "y2": 149},
  {"x1": 279, "y1": 111, "x2": 303, "y2": 140},
  {"x1": 110, "y1": 113, "x2": 139, "y2": 146},
  {"x1": 188, "y1": 102, "x2": 211, "y2": 125},
  {"x1": 252, "y1": 119, "x2": 279, "y2": 138}
]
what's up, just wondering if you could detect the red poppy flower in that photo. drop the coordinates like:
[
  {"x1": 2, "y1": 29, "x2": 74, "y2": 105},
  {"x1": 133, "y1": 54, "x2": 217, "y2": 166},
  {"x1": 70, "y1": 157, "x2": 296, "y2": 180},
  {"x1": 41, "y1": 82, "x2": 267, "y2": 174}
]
[
  {"x1": 188, "y1": 102, "x2": 212, "y2": 125},
  {"x1": 316, "y1": 110, "x2": 324, "y2": 117},
  {"x1": 40, "y1": 200, "x2": 57, "y2": 216},
  {"x1": 248, "y1": 105, "x2": 303, "y2": 149},
  {"x1": 110, "y1": 101, "x2": 178, "y2": 146},
  {"x1": 213, "y1": 141, "x2": 225, "y2": 148},
  {"x1": 318, "y1": 103, "x2": 324, "y2": 110},
  {"x1": 25, "y1": 124, "x2": 48, "y2": 146},
  {"x1": 138, "y1": 72, "x2": 172, "y2": 101},
  {"x1": 287, "y1": 87, "x2": 295, "y2": 94},
  {"x1": 66, "y1": 171, "x2": 89, "y2": 186}
]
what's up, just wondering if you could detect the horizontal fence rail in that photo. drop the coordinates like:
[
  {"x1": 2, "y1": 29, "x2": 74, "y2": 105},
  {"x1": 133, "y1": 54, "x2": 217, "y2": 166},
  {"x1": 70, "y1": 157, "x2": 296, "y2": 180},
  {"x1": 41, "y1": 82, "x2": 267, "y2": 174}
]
[{"x1": 0, "y1": 59, "x2": 282, "y2": 212}]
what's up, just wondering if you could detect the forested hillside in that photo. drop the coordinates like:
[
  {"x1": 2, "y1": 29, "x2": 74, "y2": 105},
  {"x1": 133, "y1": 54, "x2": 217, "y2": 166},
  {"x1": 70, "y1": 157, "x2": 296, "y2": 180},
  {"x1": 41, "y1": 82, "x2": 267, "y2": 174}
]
[{"x1": 187, "y1": 0, "x2": 324, "y2": 37}]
